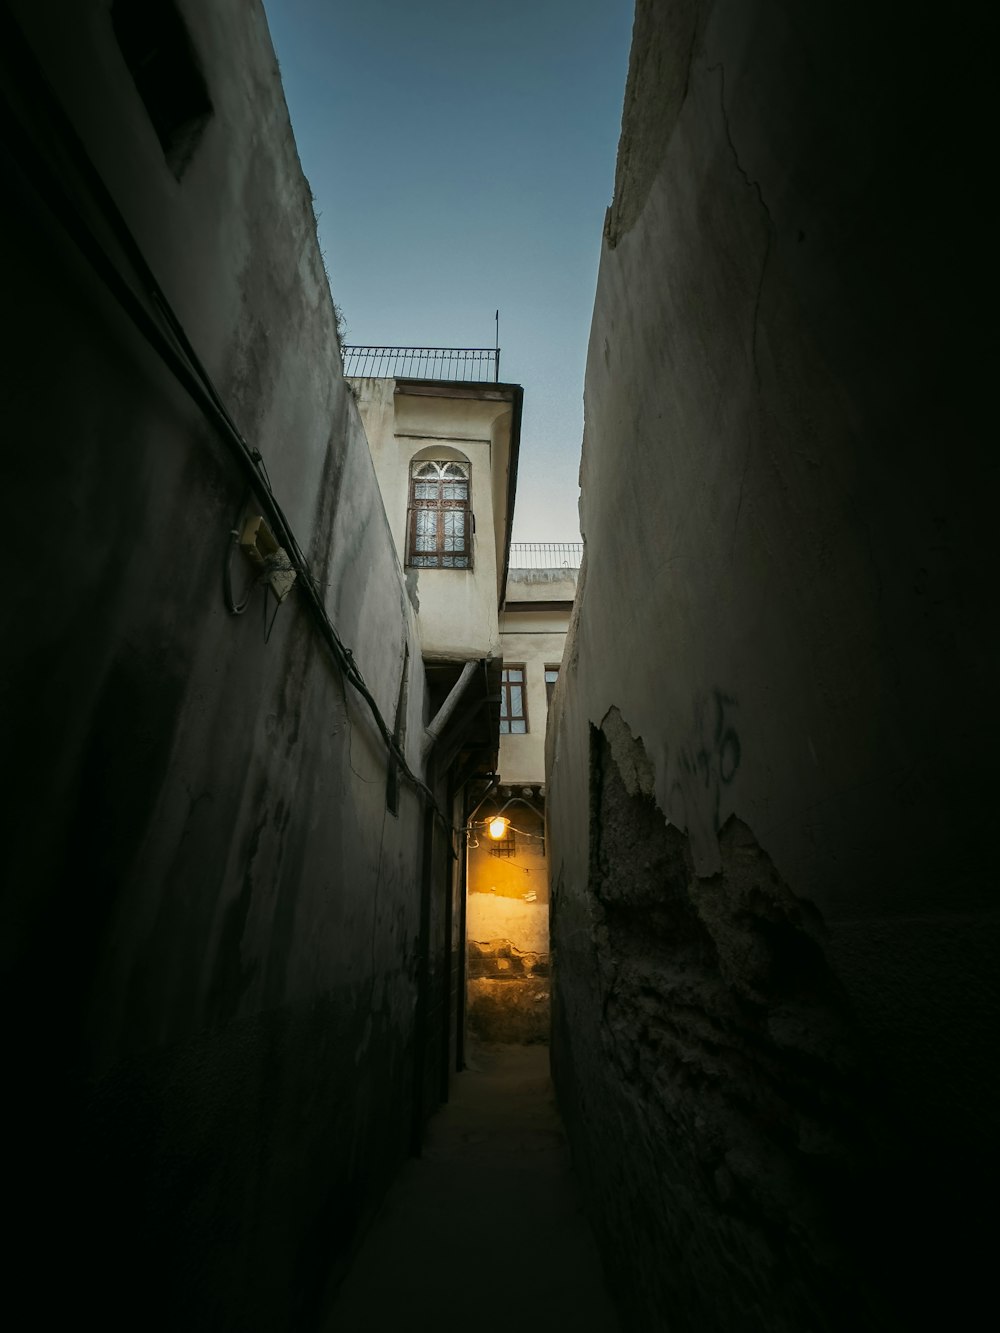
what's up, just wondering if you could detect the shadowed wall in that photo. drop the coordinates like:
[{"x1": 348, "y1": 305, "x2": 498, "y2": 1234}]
[
  {"x1": 548, "y1": 1, "x2": 995, "y2": 1328},
  {"x1": 1, "y1": 2, "x2": 451, "y2": 1327}
]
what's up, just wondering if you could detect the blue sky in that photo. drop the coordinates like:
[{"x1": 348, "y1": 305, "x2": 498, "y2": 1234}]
[{"x1": 262, "y1": 0, "x2": 634, "y2": 541}]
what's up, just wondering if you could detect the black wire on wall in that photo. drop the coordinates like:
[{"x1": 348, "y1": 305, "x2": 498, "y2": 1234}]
[{"x1": 0, "y1": 2, "x2": 454, "y2": 833}]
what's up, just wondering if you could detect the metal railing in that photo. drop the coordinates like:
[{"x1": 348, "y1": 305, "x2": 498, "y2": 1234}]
[
  {"x1": 508, "y1": 542, "x2": 583, "y2": 570},
  {"x1": 341, "y1": 345, "x2": 500, "y2": 383}
]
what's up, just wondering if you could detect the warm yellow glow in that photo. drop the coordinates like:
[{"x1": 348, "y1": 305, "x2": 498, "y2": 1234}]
[{"x1": 487, "y1": 816, "x2": 508, "y2": 840}]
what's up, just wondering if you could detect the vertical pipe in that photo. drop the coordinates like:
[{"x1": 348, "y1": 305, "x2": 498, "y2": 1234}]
[
  {"x1": 456, "y1": 817, "x2": 469, "y2": 1072},
  {"x1": 440, "y1": 785, "x2": 457, "y2": 1101},
  {"x1": 410, "y1": 793, "x2": 435, "y2": 1156}
]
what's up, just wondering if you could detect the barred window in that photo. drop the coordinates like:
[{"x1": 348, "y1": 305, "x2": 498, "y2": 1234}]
[
  {"x1": 500, "y1": 666, "x2": 527, "y2": 734},
  {"x1": 406, "y1": 461, "x2": 472, "y2": 569},
  {"x1": 488, "y1": 831, "x2": 516, "y2": 859}
]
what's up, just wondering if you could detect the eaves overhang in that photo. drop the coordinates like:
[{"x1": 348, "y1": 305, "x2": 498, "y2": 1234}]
[{"x1": 502, "y1": 599, "x2": 574, "y2": 614}]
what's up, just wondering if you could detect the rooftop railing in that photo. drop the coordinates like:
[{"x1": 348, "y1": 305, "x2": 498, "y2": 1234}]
[
  {"x1": 341, "y1": 345, "x2": 500, "y2": 383},
  {"x1": 508, "y1": 542, "x2": 583, "y2": 570}
]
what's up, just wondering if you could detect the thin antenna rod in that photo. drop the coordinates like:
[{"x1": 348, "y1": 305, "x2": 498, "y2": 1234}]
[{"x1": 494, "y1": 309, "x2": 500, "y2": 382}]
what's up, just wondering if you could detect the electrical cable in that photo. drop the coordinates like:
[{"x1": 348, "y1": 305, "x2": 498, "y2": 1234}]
[
  {"x1": 0, "y1": 5, "x2": 456, "y2": 832},
  {"x1": 262, "y1": 584, "x2": 282, "y2": 644},
  {"x1": 469, "y1": 819, "x2": 545, "y2": 840},
  {"x1": 504, "y1": 823, "x2": 545, "y2": 839},
  {"x1": 223, "y1": 493, "x2": 255, "y2": 615},
  {"x1": 224, "y1": 535, "x2": 255, "y2": 615},
  {"x1": 464, "y1": 773, "x2": 500, "y2": 829}
]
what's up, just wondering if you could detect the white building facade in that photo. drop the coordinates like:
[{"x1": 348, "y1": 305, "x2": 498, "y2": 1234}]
[
  {"x1": 465, "y1": 546, "x2": 580, "y2": 1042},
  {"x1": 348, "y1": 372, "x2": 521, "y2": 664}
]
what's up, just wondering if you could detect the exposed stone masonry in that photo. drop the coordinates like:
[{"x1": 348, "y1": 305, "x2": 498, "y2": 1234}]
[
  {"x1": 557, "y1": 711, "x2": 893, "y2": 1331},
  {"x1": 467, "y1": 939, "x2": 550, "y2": 1044}
]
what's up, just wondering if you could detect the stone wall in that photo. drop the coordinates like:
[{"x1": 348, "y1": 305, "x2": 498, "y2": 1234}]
[
  {"x1": 2, "y1": 2, "x2": 451, "y2": 1327},
  {"x1": 548, "y1": 1, "x2": 996, "y2": 1329},
  {"x1": 466, "y1": 940, "x2": 550, "y2": 1044}
]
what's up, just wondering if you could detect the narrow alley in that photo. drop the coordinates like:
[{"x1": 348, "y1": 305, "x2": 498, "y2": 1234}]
[
  {"x1": 324, "y1": 1044, "x2": 619, "y2": 1332},
  {"x1": 3, "y1": 2, "x2": 994, "y2": 1332}
]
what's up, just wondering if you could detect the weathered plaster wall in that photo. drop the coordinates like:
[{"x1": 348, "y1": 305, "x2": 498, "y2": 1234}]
[
  {"x1": 468, "y1": 893, "x2": 550, "y2": 957},
  {"x1": 548, "y1": 1, "x2": 995, "y2": 1329},
  {"x1": 3, "y1": 2, "x2": 447, "y2": 1327},
  {"x1": 505, "y1": 569, "x2": 579, "y2": 604}
]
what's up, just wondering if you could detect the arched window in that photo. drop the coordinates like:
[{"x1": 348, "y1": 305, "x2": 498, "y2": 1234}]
[{"x1": 406, "y1": 460, "x2": 472, "y2": 569}]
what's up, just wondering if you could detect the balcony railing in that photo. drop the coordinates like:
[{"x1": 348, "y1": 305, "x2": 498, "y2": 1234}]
[
  {"x1": 341, "y1": 345, "x2": 500, "y2": 383},
  {"x1": 508, "y1": 542, "x2": 583, "y2": 570}
]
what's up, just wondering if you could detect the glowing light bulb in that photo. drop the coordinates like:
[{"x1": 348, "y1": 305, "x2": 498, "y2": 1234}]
[{"x1": 488, "y1": 816, "x2": 508, "y2": 840}]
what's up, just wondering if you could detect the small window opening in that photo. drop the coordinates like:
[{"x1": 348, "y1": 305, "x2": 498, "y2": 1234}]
[
  {"x1": 544, "y1": 666, "x2": 560, "y2": 706},
  {"x1": 499, "y1": 666, "x2": 527, "y2": 734},
  {"x1": 112, "y1": 0, "x2": 213, "y2": 178}
]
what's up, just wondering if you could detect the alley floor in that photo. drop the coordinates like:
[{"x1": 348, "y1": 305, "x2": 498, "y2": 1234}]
[{"x1": 322, "y1": 1042, "x2": 621, "y2": 1332}]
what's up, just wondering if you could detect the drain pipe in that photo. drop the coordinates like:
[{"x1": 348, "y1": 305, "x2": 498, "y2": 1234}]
[{"x1": 422, "y1": 659, "x2": 478, "y2": 760}]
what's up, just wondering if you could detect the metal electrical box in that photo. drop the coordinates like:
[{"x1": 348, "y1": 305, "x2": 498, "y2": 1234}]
[{"x1": 239, "y1": 515, "x2": 297, "y2": 602}]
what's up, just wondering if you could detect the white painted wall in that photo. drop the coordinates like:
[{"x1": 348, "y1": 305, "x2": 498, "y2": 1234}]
[
  {"x1": 466, "y1": 895, "x2": 549, "y2": 955},
  {"x1": 350, "y1": 378, "x2": 515, "y2": 661}
]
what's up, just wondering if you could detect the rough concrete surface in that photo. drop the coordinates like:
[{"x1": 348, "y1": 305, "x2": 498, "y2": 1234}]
[{"x1": 322, "y1": 1043, "x2": 620, "y2": 1332}]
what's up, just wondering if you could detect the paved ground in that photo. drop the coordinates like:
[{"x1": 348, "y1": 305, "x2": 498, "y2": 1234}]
[{"x1": 322, "y1": 1042, "x2": 621, "y2": 1332}]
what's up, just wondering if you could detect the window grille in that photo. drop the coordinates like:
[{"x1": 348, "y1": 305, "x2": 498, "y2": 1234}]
[
  {"x1": 488, "y1": 832, "x2": 516, "y2": 858},
  {"x1": 406, "y1": 460, "x2": 472, "y2": 569}
]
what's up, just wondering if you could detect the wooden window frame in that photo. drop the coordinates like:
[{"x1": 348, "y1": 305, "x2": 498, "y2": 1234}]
[
  {"x1": 405, "y1": 460, "x2": 472, "y2": 570},
  {"x1": 499, "y1": 665, "x2": 528, "y2": 734}
]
